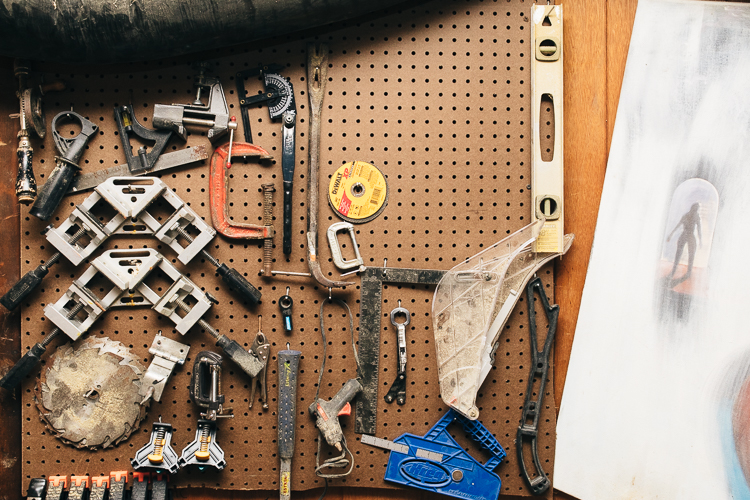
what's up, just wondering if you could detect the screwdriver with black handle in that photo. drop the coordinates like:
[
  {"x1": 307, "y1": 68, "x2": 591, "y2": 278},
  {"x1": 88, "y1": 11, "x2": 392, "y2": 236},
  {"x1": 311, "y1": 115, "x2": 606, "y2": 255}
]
[
  {"x1": 29, "y1": 110, "x2": 98, "y2": 221},
  {"x1": 278, "y1": 345, "x2": 301, "y2": 500}
]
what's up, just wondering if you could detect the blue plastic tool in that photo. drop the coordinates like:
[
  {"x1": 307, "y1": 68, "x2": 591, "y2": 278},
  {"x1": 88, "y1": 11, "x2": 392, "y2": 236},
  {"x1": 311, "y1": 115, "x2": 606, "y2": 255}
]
[{"x1": 364, "y1": 409, "x2": 506, "y2": 500}]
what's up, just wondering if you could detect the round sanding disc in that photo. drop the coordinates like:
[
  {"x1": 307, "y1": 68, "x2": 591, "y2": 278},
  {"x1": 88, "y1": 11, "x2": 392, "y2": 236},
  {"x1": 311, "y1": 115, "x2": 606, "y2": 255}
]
[{"x1": 328, "y1": 161, "x2": 388, "y2": 223}]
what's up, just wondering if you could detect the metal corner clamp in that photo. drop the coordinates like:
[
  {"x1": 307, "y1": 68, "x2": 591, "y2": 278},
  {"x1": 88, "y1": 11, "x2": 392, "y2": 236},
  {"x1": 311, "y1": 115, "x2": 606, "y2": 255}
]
[{"x1": 236, "y1": 64, "x2": 297, "y2": 255}]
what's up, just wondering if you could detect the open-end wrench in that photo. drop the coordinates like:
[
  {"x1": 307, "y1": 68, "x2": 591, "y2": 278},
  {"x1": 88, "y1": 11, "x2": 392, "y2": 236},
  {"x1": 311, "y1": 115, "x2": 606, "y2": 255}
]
[
  {"x1": 385, "y1": 301, "x2": 410, "y2": 405},
  {"x1": 306, "y1": 43, "x2": 353, "y2": 289}
]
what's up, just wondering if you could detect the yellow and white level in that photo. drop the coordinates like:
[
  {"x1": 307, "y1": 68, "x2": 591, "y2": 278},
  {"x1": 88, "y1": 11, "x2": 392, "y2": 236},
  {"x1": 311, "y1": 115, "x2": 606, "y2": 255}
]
[{"x1": 531, "y1": 4, "x2": 564, "y2": 252}]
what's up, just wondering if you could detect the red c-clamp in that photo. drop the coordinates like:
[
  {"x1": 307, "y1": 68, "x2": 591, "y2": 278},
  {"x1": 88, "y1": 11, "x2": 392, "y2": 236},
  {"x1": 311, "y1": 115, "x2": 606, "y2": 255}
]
[{"x1": 209, "y1": 141, "x2": 274, "y2": 239}]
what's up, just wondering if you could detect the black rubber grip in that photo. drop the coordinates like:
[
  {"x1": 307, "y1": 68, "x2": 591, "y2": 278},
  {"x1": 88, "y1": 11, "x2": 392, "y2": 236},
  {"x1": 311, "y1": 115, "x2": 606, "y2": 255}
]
[
  {"x1": 216, "y1": 264, "x2": 261, "y2": 305},
  {"x1": 29, "y1": 162, "x2": 77, "y2": 221},
  {"x1": 277, "y1": 349, "x2": 301, "y2": 458},
  {"x1": 26, "y1": 478, "x2": 47, "y2": 499},
  {"x1": 16, "y1": 145, "x2": 37, "y2": 202},
  {"x1": 0, "y1": 343, "x2": 46, "y2": 391},
  {"x1": 283, "y1": 180, "x2": 293, "y2": 255},
  {"x1": 0, "y1": 264, "x2": 49, "y2": 310}
]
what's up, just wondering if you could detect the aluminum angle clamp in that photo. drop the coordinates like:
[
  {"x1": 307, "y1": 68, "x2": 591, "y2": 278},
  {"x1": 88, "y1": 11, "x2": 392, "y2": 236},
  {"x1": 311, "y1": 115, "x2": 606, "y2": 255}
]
[{"x1": 44, "y1": 248, "x2": 213, "y2": 341}]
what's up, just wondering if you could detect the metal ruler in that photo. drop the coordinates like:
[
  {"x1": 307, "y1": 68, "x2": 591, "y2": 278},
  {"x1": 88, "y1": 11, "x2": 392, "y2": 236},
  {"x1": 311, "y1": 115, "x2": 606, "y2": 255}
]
[
  {"x1": 355, "y1": 266, "x2": 446, "y2": 435},
  {"x1": 361, "y1": 434, "x2": 443, "y2": 462}
]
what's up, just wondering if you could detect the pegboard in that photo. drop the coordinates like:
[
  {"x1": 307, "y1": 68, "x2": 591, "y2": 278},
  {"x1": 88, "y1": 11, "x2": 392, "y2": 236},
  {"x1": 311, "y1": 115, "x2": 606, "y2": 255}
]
[{"x1": 14, "y1": 0, "x2": 558, "y2": 497}]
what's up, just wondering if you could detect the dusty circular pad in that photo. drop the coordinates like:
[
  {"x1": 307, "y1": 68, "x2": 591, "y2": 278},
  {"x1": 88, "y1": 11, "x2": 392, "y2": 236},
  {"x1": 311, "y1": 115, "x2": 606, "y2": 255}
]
[{"x1": 35, "y1": 337, "x2": 148, "y2": 450}]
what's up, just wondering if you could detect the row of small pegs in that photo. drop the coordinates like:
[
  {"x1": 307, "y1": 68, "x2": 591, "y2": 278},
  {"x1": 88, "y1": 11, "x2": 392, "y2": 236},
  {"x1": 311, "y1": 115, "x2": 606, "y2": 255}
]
[{"x1": 26, "y1": 471, "x2": 170, "y2": 500}]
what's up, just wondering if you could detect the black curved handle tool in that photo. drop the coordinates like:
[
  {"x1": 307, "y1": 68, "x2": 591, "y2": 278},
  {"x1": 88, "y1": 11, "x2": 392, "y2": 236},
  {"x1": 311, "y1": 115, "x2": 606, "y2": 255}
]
[
  {"x1": 30, "y1": 111, "x2": 98, "y2": 220},
  {"x1": 517, "y1": 277, "x2": 558, "y2": 495}
]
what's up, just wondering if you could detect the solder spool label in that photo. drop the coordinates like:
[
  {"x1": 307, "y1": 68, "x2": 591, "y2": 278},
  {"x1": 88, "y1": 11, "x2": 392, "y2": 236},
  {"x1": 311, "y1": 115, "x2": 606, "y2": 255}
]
[{"x1": 328, "y1": 161, "x2": 388, "y2": 223}]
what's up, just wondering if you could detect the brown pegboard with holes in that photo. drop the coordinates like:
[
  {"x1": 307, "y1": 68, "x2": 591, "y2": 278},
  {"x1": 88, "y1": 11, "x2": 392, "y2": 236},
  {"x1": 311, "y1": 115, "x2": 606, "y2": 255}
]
[{"x1": 16, "y1": 0, "x2": 557, "y2": 496}]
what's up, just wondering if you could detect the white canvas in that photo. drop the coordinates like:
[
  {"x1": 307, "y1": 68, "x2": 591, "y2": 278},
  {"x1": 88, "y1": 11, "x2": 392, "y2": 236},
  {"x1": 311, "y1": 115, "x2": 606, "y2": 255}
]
[{"x1": 555, "y1": 1, "x2": 750, "y2": 499}]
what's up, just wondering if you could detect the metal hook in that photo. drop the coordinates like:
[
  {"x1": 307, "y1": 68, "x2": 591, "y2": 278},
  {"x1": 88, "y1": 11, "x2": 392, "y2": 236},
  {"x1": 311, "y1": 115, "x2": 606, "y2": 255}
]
[
  {"x1": 382, "y1": 258, "x2": 388, "y2": 277},
  {"x1": 286, "y1": 342, "x2": 291, "y2": 350},
  {"x1": 328, "y1": 287, "x2": 332, "y2": 301},
  {"x1": 286, "y1": 286, "x2": 290, "y2": 295}
]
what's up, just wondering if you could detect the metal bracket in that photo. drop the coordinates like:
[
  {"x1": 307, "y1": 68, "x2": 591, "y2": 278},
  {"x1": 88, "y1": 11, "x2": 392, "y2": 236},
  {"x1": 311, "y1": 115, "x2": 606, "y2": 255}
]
[
  {"x1": 140, "y1": 333, "x2": 190, "y2": 404},
  {"x1": 356, "y1": 266, "x2": 446, "y2": 435}
]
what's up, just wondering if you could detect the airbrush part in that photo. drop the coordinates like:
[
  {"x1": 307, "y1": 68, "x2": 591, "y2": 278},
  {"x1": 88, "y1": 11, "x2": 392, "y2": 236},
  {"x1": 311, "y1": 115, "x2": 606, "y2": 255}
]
[
  {"x1": 384, "y1": 301, "x2": 410, "y2": 406},
  {"x1": 132, "y1": 420, "x2": 180, "y2": 474},
  {"x1": 306, "y1": 43, "x2": 353, "y2": 289},
  {"x1": 140, "y1": 333, "x2": 190, "y2": 404},
  {"x1": 67, "y1": 104, "x2": 209, "y2": 193},
  {"x1": 29, "y1": 110, "x2": 98, "y2": 221}
]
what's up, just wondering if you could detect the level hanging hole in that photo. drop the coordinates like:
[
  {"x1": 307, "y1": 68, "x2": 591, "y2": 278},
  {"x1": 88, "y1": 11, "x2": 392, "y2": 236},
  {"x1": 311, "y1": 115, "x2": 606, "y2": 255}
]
[{"x1": 539, "y1": 93, "x2": 555, "y2": 162}]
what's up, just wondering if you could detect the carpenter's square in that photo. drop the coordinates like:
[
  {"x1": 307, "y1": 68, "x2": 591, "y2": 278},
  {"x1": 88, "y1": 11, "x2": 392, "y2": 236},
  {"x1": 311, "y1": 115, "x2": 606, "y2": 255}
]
[
  {"x1": 356, "y1": 266, "x2": 446, "y2": 434},
  {"x1": 278, "y1": 345, "x2": 301, "y2": 500}
]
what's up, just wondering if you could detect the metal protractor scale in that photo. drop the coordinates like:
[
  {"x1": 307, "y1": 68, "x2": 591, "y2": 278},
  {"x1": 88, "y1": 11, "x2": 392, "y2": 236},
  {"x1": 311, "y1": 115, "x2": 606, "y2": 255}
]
[
  {"x1": 264, "y1": 72, "x2": 295, "y2": 119},
  {"x1": 35, "y1": 337, "x2": 148, "y2": 450}
]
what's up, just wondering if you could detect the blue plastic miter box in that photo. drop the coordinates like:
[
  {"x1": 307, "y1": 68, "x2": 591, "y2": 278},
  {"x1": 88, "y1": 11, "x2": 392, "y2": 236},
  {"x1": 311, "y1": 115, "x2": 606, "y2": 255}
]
[{"x1": 363, "y1": 409, "x2": 506, "y2": 500}]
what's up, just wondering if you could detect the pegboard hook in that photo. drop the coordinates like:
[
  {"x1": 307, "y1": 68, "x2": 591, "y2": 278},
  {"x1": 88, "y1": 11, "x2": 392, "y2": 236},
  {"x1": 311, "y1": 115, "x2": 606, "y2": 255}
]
[{"x1": 328, "y1": 287, "x2": 332, "y2": 301}]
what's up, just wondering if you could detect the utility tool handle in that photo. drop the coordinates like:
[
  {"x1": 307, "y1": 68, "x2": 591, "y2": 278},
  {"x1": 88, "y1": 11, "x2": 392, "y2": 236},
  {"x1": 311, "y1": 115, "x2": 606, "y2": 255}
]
[
  {"x1": 30, "y1": 111, "x2": 98, "y2": 220},
  {"x1": 16, "y1": 139, "x2": 37, "y2": 204},
  {"x1": 0, "y1": 263, "x2": 49, "y2": 310},
  {"x1": 278, "y1": 349, "x2": 301, "y2": 458},
  {"x1": 215, "y1": 335, "x2": 264, "y2": 378},
  {"x1": 283, "y1": 180, "x2": 293, "y2": 255},
  {"x1": 0, "y1": 342, "x2": 46, "y2": 390},
  {"x1": 216, "y1": 264, "x2": 261, "y2": 305}
]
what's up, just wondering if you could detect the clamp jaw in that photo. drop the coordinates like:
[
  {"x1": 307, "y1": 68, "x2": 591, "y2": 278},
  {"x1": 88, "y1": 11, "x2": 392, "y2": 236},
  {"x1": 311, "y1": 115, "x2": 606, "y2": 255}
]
[
  {"x1": 131, "y1": 421, "x2": 180, "y2": 474},
  {"x1": 153, "y1": 65, "x2": 236, "y2": 142}
]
